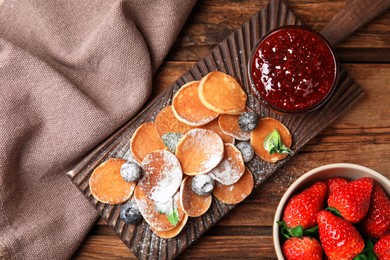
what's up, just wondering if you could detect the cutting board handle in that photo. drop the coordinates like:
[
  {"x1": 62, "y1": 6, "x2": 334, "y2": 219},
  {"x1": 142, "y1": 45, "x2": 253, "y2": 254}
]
[{"x1": 320, "y1": 0, "x2": 390, "y2": 45}]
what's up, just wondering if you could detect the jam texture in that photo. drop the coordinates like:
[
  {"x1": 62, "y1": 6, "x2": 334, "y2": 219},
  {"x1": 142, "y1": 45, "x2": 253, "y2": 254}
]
[{"x1": 250, "y1": 26, "x2": 336, "y2": 113}]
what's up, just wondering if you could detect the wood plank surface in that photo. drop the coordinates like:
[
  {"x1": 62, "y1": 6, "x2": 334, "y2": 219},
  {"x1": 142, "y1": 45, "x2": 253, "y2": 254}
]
[{"x1": 72, "y1": 0, "x2": 390, "y2": 259}]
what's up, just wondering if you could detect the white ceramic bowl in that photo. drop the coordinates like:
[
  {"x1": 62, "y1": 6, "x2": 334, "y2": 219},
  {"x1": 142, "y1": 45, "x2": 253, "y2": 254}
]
[{"x1": 273, "y1": 163, "x2": 390, "y2": 259}]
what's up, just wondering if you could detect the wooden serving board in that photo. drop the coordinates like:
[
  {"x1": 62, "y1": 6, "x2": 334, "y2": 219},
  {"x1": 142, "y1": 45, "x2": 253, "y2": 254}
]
[{"x1": 67, "y1": 0, "x2": 364, "y2": 259}]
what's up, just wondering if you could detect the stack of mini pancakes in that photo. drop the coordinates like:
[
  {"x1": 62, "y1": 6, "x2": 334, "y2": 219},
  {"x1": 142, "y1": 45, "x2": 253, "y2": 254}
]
[{"x1": 89, "y1": 71, "x2": 292, "y2": 238}]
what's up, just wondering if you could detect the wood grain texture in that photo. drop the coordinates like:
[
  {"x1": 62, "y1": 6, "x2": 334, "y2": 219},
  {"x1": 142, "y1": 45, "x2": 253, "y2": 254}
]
[
  {"x1": 166, "y1": 0, "x2": 390, "y2": 62},
  {"x1": 320, "y1": 0, "x2": 390, "y2": 45},
  {"x1": 71, "y1": 0, "x2": 390, "y2": 259}
]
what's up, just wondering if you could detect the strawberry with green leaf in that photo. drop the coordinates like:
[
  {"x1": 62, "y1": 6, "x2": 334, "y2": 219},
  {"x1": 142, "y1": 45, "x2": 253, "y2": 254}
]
[
  {"x1": 327, "y1": 177, "x2": 373, "y2": 223},
  {"x1": 282, "y1": 182, "x2": 327, "y2": 229},
  {"x1": 360, "y1": 182, "x2": 390, "y2": 239},
  {"x1": 317, "y1": 210, "x2": 364, "y2": 260},
  {"x1": 282, "y1": 236, "x2": 322, "y2": 260}
]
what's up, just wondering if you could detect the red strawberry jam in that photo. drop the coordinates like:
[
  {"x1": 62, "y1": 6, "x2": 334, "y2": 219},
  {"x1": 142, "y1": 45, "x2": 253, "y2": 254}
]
[{"x1": 249, "y1": 26, "x2": 337, "y2": 113}]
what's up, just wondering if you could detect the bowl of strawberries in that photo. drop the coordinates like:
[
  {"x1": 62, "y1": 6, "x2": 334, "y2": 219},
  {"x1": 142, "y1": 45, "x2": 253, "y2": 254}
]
[{"x1": 273, "y1": 163, "x2": 390, "y2": 260}]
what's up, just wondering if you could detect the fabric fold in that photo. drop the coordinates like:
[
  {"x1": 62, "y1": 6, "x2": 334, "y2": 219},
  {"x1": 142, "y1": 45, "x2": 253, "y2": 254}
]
[{"x1": 0, "y1": 0, "x2": 196, "y2": 258}]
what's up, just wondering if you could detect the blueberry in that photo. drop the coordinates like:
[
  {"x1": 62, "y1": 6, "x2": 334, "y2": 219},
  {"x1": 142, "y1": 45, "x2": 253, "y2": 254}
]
[
  {"x1": 238, "y1": 112, "x2": 258, "y2": 132},
  {"x1": 120, "y1": 162, "x2": 142, "y2": 182},
  {"x1": 191, "y1": 175, "x2": 215, "y2": 196},
  {"x1": 120, "y1": 199, "x2": 142, "y2": 224},
  {"x1": 236, "y1": 142, "x2": 254, "y2": 162}
]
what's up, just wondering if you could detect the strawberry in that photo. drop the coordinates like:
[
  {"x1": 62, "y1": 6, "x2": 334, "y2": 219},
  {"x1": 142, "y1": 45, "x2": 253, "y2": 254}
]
[
  {"x1": 327, "y1": 177, "x2": 373, "y2": 223},
  {"x1": 282, "y1": 236, "x2": 322, "y2": 260},
  {"x1": 324, "y1": 177, "x2": 349, "y2": 197},
  {"x1": 317, "y1": 210, "x2": 364, "y2": 260},
  {"x1": 374, "y1": 233, "x2": 390, "y2": 260},
  {"x1": 360, "y1": 182, "x2": 390, "y2": 239},
  {"x1": 282, "y1": 182, "x2": 327, "y2": 229}
]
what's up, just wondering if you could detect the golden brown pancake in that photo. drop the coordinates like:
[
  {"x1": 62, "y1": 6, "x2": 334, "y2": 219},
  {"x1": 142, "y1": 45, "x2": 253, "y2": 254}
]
[
  {"x1": 172, "y1": 81, "x2": 219, "y2": 126},
  {"x1": 213, "y1": 167, "x2": 254, "y2": 205},
  {"x1": 153, "y1": 214, "x2": 188, "y2": 239},
  {"x1": 89, "y1": 158, "x2": 136, "y2": 204},
  {"x1": 180, "y1": 176, "x2": 212, "y2": 217},
  {"x1": 200, "y1": 117, "x2": 234, "y2": 143},
  {"x1": 199, "y1": 71, "x2": 247, "y2": 115},
  {"x1": 155, "y1": 105, "x2": 194, "y2": 137},
  {"x1": 175, "y1": 128, "x2": 224, "y2": 175},
  {"x1": 130, "y1": 122, "x2": 166, "y2": 163},
  {"x1": 209, "y1": 143, "x2": 245, "y2": 186},
  {"x1": 134, "y1": 186, "x2": 185, "y2": 232},
  {"x1": 218, "y1": 112, "x2": 251, "y2": 141},
  {"x1": 139, "y1": 150, "x2": 183, "y2": 202},
  {"x1": 250, "y1": 117, "x2": 292, "y2": 163}
]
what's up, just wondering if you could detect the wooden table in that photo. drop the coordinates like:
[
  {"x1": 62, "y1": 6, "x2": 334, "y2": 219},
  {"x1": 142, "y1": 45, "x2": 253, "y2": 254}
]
[{"x1": 72, "y1": 0, "x2": 390, "y2": 258}]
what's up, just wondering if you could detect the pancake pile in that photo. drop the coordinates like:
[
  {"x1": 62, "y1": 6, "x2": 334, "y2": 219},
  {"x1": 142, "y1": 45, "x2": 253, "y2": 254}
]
[{"x1": 89, "y1": 71, "x2": 293, "y2": 238}]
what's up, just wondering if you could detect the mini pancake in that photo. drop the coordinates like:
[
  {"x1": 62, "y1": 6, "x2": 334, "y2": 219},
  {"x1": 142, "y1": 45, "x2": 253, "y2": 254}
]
[
  {"x1": 218, "y1": 111, "x2": 251, "y2": 141},
  {"x1": 175, "y1": 128, "x2": 224, "y2": 175},
  {"x1": 209, "y1": 143, "x2": 245, "y2": 186},
  {"x1": 155, "y1": 105, "x2": 194, "y2": 138},
  {"x1": 172, "y1": 81, "x2": 219, "y2": 126},
  {"x1": 139, "y1": 150, "x2": 183, "y2": 202},
  {"x1": 130, "y1": 122, "x2": 165, "y2": 163},
  {"x1": 180, "y1": 176, "x2": 212, "y2": 217},
  {"x1": 213, "y1": 167, "x2": 254, "y2": 205},
  {"x1": 200, "y1": 118, "x2": 234, "y2": 144},
  {"x1": 199, "y1": 71, "x2": 247, "y2": 115},
  {"x1": 250, "y1": 117, "x2": 292, "y2": 163},
  {"x1": 153, "y1": 214, "x2": 188, "y2": 239},
  {"x1": 134, "y1": 186, "x2": 185, "y2": 232},
  {"x1": 89, "y1": 158, "x2": 135, "y2": 204}
]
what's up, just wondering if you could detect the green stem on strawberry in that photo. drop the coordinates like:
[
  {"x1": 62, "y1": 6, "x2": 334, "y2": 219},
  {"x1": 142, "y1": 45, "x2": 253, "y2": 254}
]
[
  {"x1": 353, "y1": 239, "x2": 377, "y2": 260},
  {"x1": 326, "y1": 207, "x2": 342, "y2": 217},
  {"x1": 277, "y1": 221, "x2": 319, "y2": 239}
]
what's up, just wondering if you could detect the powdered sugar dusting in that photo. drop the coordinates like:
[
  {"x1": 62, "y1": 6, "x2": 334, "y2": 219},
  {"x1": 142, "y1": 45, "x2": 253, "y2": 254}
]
[
  {"x1": 140, "y1": 150, "x2": 182, "y2": 203},
  {"x1": 191, "y1": 174, "x2": 215, "y2": 196},
  {"x1": 154, "y1": 197, "x2": 174, "y2": 214},
  {"x1": 210, "y1": 144, "x2": 245, "y2": 185},
  {"x1": 154, "y1": 191, "x2": 180, "y2": 214},
  {"x1": 135, "y1": 187, "x2": 182, "y2": 231},
  {"x1": 200, "y1": 153, "x2": 222, "y2": 171},
  {"x1": 176, "y1": 128, "x2": 224, "y2": 175}
]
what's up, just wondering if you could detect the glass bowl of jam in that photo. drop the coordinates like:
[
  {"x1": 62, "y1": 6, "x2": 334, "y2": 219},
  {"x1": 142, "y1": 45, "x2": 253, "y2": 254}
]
[{"x1": 248, "y1": 25, "x2": 338, "y2": 114}]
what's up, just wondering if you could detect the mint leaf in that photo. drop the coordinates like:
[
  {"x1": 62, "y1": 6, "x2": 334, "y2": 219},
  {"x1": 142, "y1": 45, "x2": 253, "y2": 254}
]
[
  {"x1": 263, "y1": 129, "x2": 293, "y2": 155},
  {"x1": 279, "y1": 144, "x2": 293, "y2": 154},
  {"x1": 167, "y1": 208, "x2": 179, "y2": 226},
  {"x1": 154, "y1": 197, "x2": 179, "y2": 226},
  {"x1": 264, "y1": 130, "x2": 280, "y2": 152}
]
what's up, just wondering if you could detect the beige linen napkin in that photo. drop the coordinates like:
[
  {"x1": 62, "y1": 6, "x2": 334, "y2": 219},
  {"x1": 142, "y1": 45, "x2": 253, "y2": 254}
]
[{"x1": 0, "y1": 0, "x2": 196, "y2": 259}]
